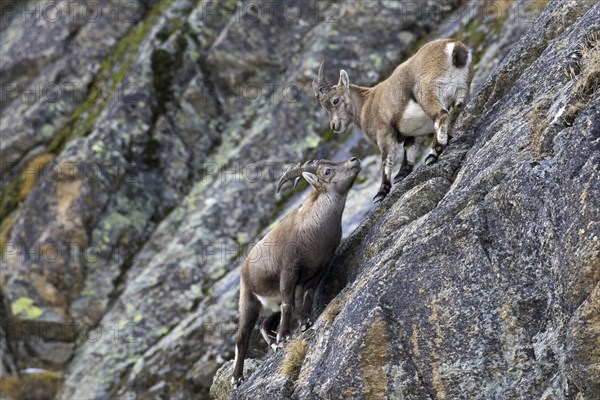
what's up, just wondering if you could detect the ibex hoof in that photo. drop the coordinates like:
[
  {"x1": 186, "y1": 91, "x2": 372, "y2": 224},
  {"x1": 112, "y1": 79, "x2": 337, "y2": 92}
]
[
  {"x1": 373, "y1": 184, "x2": 391, "y2": 203},
  {"x1": 231, "y1": 376, "x2": 244, "y2": 389},
  {"x1": 300, "y1": 319, "x2": 313, "y2": 332},
  {"x1": 373, "y1": 192, "x2": 387, "y2": 204},
  {"x1": 424, "y1": 155, "x2": 438, "y2": 166},
  {"x1": 275, "y1": 333, "x2": 290, "y2": 350},
  {"x1": 393, "y1": 165, "x2": 413, "y2": 184},
  {"x1": 274, "y1": 341, "x2": 286, "y2": 351}
]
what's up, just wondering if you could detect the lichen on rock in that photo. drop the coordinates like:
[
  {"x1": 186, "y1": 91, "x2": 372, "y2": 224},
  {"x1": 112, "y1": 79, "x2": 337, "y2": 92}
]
[{"x1": 1, "y1": 0, "x2": 598, "y2": 399}]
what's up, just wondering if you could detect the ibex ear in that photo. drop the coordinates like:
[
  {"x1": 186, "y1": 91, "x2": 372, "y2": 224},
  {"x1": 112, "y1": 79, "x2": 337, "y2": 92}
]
[
  {"x1": 302, "y1": 172, "x2": 323, "y2": 191},
  {"x1": 339, "y1": 70, "x2": 350, "y2": 88}
]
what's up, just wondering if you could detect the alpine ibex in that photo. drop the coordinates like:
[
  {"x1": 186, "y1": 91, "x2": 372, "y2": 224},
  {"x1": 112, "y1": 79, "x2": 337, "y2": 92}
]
[
  {"x1": 313, "y1": 38, "x2": 473, "y2": 202},
  {"x1": 232, "y1": 157, "x2": 362, "y2": 388}
]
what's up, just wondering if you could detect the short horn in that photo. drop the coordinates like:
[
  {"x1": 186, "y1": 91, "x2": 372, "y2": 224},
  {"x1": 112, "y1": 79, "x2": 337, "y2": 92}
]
[{"x1": 276, "y1": 160, "x2": 319, "y2": 193}]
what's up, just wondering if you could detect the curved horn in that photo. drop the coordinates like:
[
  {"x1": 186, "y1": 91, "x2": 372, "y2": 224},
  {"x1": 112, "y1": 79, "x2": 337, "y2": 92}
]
[
  {"x1": 312, "y1": 61, "x2": 329, "y2": 98},
  {"x1": 276, "y1": 160, "x2": 320, "y2": 193}
]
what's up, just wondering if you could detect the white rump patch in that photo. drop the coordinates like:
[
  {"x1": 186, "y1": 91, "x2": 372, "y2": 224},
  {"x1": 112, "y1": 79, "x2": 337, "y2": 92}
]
[
  {"x1": 445, "y1": 42, "x2": 456, "y2": 64},
  {"x1": 438, "y1": 42, "x2": 472, "y2": 110}
]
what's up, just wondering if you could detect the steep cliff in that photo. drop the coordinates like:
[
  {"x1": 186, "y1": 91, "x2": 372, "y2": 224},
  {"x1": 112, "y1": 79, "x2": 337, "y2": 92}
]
[
  {"x1": 0, "y1": 0, "x2": 598, "y2": 399},
  {"x1": 212, "y1": 0, "x2": 600, "y2": 399}
]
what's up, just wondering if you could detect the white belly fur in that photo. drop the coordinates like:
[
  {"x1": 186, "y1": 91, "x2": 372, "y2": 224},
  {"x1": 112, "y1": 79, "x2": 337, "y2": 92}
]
[
  {"x1": 399, "y1": 100, "x2": 435, "y2": 136},
  {"x1": 255, "y1": 293, "x2": 281, "y2": 313},
  {"x1": 255, "y1": 287, "x2": 303, "y2": 314}
]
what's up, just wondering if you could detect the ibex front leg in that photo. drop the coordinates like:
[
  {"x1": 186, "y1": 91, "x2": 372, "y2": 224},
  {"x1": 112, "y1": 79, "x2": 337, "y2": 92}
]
[
  {"x1": 374, "y1": 139, "x2": 397, "y2": 203},
  {"x1": 299, "y1": 269, "x2": 326, "y2": 332},
  {"x1": 276, "y1": 268, "x2": 298, "y2": 349}
]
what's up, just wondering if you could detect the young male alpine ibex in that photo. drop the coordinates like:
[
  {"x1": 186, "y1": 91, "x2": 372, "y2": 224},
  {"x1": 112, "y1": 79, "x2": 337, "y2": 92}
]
[
  {"x1": 313, "y1": 38, "x2": 473, "y2": 203},
  {"x1": 231, "y1": 157, "x2": 362, "y2": 388}
]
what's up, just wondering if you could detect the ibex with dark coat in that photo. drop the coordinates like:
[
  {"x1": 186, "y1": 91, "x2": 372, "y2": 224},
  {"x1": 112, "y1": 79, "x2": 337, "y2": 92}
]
[
  {"x1": 232, "y1": 157, "x2": 362, "y2": 387},
  {"x1": 313, "y1": 38, "x2": 473, "y2": 202}
]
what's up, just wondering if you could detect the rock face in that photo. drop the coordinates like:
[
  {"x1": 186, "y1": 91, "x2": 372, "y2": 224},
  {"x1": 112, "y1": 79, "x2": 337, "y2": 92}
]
[
  {"x1": 215, "y1": 1, "x2": 600, "y2": 399},
  {"x1": 0, "y1": 0, "x2": 598, "y2": 399}
]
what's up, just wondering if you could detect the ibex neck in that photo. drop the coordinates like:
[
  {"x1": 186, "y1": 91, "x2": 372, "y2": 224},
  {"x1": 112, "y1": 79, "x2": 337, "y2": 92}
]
[
  {"x1": 349, "y1": 84, "x2": 371, "y2": 130},
  {"x1": 306, "y1": 191, "x2": 347, "y2": 222}
]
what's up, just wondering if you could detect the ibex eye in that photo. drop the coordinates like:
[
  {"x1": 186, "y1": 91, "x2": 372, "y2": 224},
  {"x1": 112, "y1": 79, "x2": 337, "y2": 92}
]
[
  {"x1": 332, "y1": 99, "x2": 339, "y2": 105},
  {"x1": 325, "y1": 169, "x2": 332, "y2": 175}
]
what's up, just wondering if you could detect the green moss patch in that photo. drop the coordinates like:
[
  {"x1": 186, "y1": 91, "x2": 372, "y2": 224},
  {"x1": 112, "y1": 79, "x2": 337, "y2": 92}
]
[
  {"x1": 11, "y1": 297, "x2": 44, "y2": 319},
  {"x1": 0, "y1": 0, "x2": 178, "y2": 239},
  {"x1": 48, "y1": 0, "x2": 176, "y2": 154}
]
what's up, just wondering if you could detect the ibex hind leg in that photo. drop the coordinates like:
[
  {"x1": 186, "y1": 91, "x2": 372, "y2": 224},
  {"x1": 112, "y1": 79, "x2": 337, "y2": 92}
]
[
  {"x1": 260, "y1": 312, "x2": 281, "y2": 351},
  {"x1": 232, "y1": 289, "x2": 260, "y2": 388},
  {"x1": 299, "y1": 269, "x2": 326, "y2": 331},
  {"x1": 416, "y1": 98, "x2": 449, "y2": 165},
  {"x1": 394, "y1": 137, "x2": 416, "y2": 184},
  {"x1": 452, "y1": 81, "x2": 470, "y2": 111},
  {"x1": 448, "y1": 83, "x2": 469, "y2": 126},
  {"x1": 424, "y1": 112, "x2": 450, "y2": 165},
  {"x1": 276, "y1": 269, "x2": 299, "y2": 348},
  {"x1": 425, "y1": 136, "x2": 444, "y2": 166}
]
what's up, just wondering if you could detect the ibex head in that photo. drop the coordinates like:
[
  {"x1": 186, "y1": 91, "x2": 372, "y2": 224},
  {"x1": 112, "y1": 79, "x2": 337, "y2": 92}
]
[
  {"x1": 277, "y1": 157, "x2": 361, "y2": 195},
  {"x1": 312, "y1": 61, "x2": 355, "y2": 134}
]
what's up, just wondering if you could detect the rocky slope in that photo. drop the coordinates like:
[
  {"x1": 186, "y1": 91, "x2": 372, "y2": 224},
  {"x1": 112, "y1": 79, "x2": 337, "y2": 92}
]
[
  {"x1": 213, "y1": 1, "x2": 600, "y2": 399},
  {"x1": 0, "y1": 0, "x2": 598, "y2": 399}
]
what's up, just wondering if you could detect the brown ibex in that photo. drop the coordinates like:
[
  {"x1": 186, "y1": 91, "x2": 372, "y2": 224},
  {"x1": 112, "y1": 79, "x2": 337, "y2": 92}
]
[
  {"x1": 231, "y1": 157, "x2": 362, "y2": 388},
  {"x1": 313, "y1": 38, "x2": 473, "y2": 203}
]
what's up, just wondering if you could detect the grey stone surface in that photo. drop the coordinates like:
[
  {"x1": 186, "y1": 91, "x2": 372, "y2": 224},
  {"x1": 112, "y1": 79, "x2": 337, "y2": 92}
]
[
  {"x1": 217, "y1": 1, "x2": 600, "y2": 399},
  {"x1": 2, "y1": 0, "x2": 597, "y2": 399}
]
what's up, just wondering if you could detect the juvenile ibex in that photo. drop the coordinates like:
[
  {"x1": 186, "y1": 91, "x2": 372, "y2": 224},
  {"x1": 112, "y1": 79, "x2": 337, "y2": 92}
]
[
  {"x1": 232, "y1": 157, "x2": 362, "y2": 388},
  {"x1": 313, "y1": 38, "x2": 473, "y2": 202}
]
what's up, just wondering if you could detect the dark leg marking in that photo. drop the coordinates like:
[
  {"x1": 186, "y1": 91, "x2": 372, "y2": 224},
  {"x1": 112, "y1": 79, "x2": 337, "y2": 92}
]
[
  {"x1": 374, "y1": 148, "x2": 392, "y2": 203},
  {"x1": 373, "y1": 182, "x2": 392, "y2": 203},
  {"x1": 424, "y1": 154, "x2": 438, "y2": 166},
  {"x1": 394, "y1": 164, "x2": 413, "y2": 183},
  {"x1": 394, "y1": 137, "x2": 415, "y2": 184}
]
